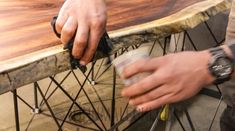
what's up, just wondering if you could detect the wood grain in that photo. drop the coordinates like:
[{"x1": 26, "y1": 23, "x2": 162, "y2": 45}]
[
  {"x1": 0, "y1": 0, "x2": 230, "y2": 94},
  {"x1": 0, "y1": 0, "x2": 61, "y2": 61},
  {"x1": 0, "y1": 0, "x2": 209, "y2": 61},
  {"x1": 107, "y1": 0, "x2": 203, "y2": 31}
]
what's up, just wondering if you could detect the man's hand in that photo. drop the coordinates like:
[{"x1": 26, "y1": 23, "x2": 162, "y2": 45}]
[
  {"x1": 121, "y1": 51, "x2": 214, "y2": 112},
  {"x1": 56, "y1": 0, "x2": 107, "y2": 65}
]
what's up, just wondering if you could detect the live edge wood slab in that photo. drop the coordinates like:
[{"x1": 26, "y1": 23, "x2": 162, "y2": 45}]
[{"x1": 0, "y1": 0, "x2": 230, "y2": 94}]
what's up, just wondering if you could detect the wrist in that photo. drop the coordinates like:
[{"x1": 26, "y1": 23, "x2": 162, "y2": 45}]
[
  {"x1": 199, "y1": 50, "x2": 215, "y2": 85},
  {"x1": 221, "y1": 45, "x2": 233, "y2": 59}
]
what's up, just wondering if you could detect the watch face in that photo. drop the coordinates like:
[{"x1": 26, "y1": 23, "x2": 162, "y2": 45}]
[{"x1": 212, "y1": 57, "x2": 233, "y2": 78}]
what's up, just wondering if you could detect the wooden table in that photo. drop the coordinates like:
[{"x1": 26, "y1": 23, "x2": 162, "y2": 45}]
[{"x1": 0, "y1": 0, "x2": 230, "y2": 94}]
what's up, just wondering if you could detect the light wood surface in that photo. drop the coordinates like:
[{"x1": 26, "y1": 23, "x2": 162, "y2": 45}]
[{"x1": 0, "y1": 0, "x2": 230, "y2": 94}]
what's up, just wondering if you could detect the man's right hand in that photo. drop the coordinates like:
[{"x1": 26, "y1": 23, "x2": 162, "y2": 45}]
[{"x1": 56, "y1": 0, "x2": 107, "y2": 65}]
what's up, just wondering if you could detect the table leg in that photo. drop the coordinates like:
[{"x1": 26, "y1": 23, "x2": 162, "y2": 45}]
[
  {"x1": 37, "y1": 85, "x2": 61, "y2": 129},
  {"x1": 110, "y1": 53, "x2": 117, "y2": 128},
  {"x1": 169, "y1": 32, "x2": 186, "y2": 53},
  {"x1": 165, "y1": 105, "x2": 174, "y2": 131},
  {"x1": 185, "y1": 109, "x2": 195, "y2": 131},
  {"x1": 32, "y1": 82, "x2": 41, "y2": 114},
  {"x1": 12, "y1": 90, "x2": 20, "y2": 131},
  {"x1": 204, "y1": 21, "x2": 222, "y2": 46},
  {"x1": 90, "y1": 61, "x2": 96, "y2": 85},
  {"x1": 149, "y1": 107, "x2": 165, "y2": 131}
]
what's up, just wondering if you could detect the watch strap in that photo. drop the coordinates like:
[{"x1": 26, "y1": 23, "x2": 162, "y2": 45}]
[
  {"x1": 229, "y1": 44, "x2": 235, "y2": 64},
  {"x1": 209, "y1": 46, "x2": 225, "y2": 56},
  {"x1": 213, "y1": 75, "x2": 231, "y2": 85},
  {"x1": 209, "y1": 47, "x2": 233, "y2": 84}
]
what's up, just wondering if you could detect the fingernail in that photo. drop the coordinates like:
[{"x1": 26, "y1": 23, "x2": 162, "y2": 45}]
[
  {"x1": 80, "y1": 61, "x2": 86, "y2": 66},
  {"x1": 137, "y1": 106, "x2": 144, "y2": 112}
]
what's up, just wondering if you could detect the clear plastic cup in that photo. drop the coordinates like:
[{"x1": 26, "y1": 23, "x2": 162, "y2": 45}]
[{"x1": 112, "y1": 46, "x2": 151, "y2": 86}]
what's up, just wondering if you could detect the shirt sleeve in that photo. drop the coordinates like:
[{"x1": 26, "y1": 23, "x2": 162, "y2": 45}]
[{"x1": 226, "y1": 0, "x2": 235, "y2": 45}]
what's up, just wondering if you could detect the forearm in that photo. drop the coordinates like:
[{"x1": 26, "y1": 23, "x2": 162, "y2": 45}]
[
  {"x1": 225, "y1": 1, "x2": 235, "y2": 45},
  {"x1": 224, "y1": 0, "x2": 235, "y2": 78}
]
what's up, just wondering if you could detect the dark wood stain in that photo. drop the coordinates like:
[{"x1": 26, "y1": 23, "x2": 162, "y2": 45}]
[{"x1": 0, "y1": 0, "x2": 204, "y2": 61}]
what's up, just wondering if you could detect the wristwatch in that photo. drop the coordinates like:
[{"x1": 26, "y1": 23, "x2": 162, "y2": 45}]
[{"x1": 208, "y1": 47, "x2": 234, "y2": 84}]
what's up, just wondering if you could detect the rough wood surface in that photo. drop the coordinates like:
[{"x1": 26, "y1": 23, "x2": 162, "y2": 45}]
[{"x1": 0, "y1": 0, "x2": 230, "y2": 94}]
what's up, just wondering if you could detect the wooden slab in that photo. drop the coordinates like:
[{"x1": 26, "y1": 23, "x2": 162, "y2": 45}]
[
  {"x1": 0, "y1": 0, "x2": 227, "y2": 61},
  {"x1": 107, "y1": 0, "x2": 204, "y2": 31},
  {"x1": 0, "y1": 0, "x2": 230, "y2": 94}
]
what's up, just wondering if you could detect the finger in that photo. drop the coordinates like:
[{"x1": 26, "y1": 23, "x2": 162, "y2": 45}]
[
  {"x1": 61, "y1": 17, "x2": 78, "y2": 45},
  {"x1": 129, "y1": 85, "x2": 168, "y2": 106},
  {"x1": 136, "y1": 93, "x2": 174, "y2": 112},
  {"x1": 79, "y1": 27, "x2": 104, "y2": 65},
  {"x1": 72, "y1": 24, "x2": 89, "y2": 59},
  {"x1": 121, "y1": 73, "x2": 164, "y2": 97},
  {"x1": 56, "y1": 9, "x2": 69, "y2": 34},
  {"x1": 123, "y1": 58, "x2": 161, "y2": 79}
]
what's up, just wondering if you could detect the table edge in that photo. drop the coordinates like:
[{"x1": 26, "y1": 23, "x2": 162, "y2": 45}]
[{"x1": 0, "y1": 0, "x2": 230, "y2": 94}]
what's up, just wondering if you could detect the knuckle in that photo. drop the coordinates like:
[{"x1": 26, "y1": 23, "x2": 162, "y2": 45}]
[
  {"x1": 130, "y1": 99, "x2": 138, "y2": 105},
  {"x1": 135, "y1": 64, "x2": 144, "y2": 72},
  {"x1": 78, "y1": 32, "x2": 88, "y2": 42},
  {"x1": 131, "y1": 98, "x2": 139, "y2": 104},
  {"x1": 76, "y1": 38, "x2": 87, "y2": 45},
  {"x1": 62, "y1": 28, "x2": 74, "y2": 36},
  {"x1": 123, "y1": 68, "x2": 130, "y2": 78},
  {"x1": 91, "y1": 18, "x2": 105, "y2": 28},
  {"x1": 56, "y1": 21, "x2": 63, "y2": 29},
  {"x1": 92, "y1": 22, "x2": 102, "y2": 29},
  {"x1": 135, "y1": 59, "x2": 148, "y2": 70}
]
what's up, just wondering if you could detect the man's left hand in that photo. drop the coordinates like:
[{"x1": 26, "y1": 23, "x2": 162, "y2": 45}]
[{"x1": 121, "y1": 51, "x2": 214, "y2": 112}]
